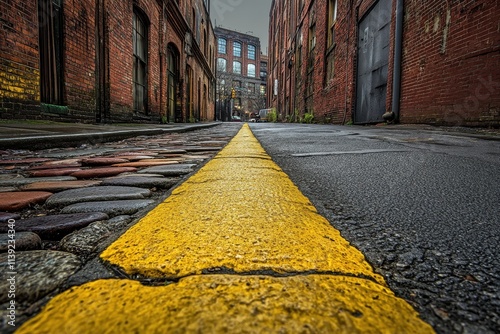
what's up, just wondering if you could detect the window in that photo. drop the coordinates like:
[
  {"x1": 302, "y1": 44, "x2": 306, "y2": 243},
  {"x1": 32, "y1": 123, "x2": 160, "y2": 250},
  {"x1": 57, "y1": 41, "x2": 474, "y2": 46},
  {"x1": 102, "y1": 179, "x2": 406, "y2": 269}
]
[
  {"x1": 327, "y1": 0, "x2": 337, "y2": 48},
  {"x1": 38, "y1": 0, "x2": 64, "y2": 104},
  {"x1": 326, "y1": 51, "x2": 335, "y2": 83},
  {"x1": 248, "y1": 45, "x2": 256, "y2": 60},
  {"x1": 309, "y1": 24, "x2": 316, "y2": 52},
  {"x1": 260, "y1": 84, "x2": 266, "y2": 95},
  {"x1": 218, "y1": 38, "x2": 226, "y2": 54},
  {"x1": 248, "y1": 83, "x2": 255, "y2": 94},
  {"x1": 233, "y1": 61, "x2": 241, "y2": 74},
  {"x1": 260, "y1": 71, "x2": 266, "y2": 78},
  {"x1": 217, "y1": 58, "x2": 227, "y2": 72},
  {"x1": 247, "y1": 64, "x2": 256, "y2": 77},
  {"x1": 167, "y1": 45, "x2": 180, "y2": 122},
  {"x1": 233, "y1": 41, "x2": 242, "y2": 57},
  {"x1": 133, "y1": 10, "x2": 148, "y2": 114}
]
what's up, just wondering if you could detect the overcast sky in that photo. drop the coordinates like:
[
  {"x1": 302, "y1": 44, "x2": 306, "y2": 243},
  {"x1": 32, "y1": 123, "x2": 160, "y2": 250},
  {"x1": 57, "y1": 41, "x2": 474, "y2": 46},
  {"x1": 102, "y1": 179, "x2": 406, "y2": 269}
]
[{"x1": 210, "y1": 0, "x2": 272, "y2": 55}]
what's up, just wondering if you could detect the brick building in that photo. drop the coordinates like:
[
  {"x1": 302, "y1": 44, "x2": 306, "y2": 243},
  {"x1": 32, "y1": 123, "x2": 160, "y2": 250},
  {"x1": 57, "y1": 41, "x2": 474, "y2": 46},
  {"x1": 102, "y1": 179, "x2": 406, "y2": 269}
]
[
  {"x1": 214, "y1": 27, "x2": 267, "y2": 121},
  {"x1": 0, "y1": 0, "x2": 216, "y2": 123},
  {"x1": 268, "y1": 0, "x2": 499, "y2": 127}
]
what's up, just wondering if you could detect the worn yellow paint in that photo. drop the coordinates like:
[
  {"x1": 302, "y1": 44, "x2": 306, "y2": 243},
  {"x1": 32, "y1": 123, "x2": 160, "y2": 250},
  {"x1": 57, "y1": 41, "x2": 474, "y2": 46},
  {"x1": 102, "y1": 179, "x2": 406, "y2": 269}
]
[
  {"x1": 18, "y1": 124, "x2": 434, "y2": 333},
  {"x1": 101, "y1": 124, "x2": 384, "y2": 284},
  {"x1": 17, "y1": 275, "x2": 434, "y2": 334},
  {"x1": 0, "y1": 62, "x2": 40, "y2": 100}
]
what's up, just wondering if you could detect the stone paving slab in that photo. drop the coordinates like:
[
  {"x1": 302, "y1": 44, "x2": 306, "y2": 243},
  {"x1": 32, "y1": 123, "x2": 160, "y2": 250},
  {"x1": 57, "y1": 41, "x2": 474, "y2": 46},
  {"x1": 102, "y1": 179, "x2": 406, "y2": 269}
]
[
  {"x1": 70, "y1": 167, "x2": 138, "y2": 179},
  {"x1": 111, "y1": 160, "x2": 180, "y2": 168},
  {"x1": 0, "y1": 232, "x2": 41, "y2": 252},
  {"x1": 60, "y1": 216, "x2": 132, "y2": 258},
  {"x1": 19, "y1": 180, "x2": 102, "y2": 192},
  {"x1": 60, "y1": 200, "x2": 156, "y2": 217},
  {"x1": 28, "y1": 168, "x2": 83, "y2": 177},
  {"x1": 138, "y1": 164, "x2": 197, "y2": 176},
  {"x1": 101, "y1": 176, "x2": 178, "y2": 189},
  {"x1": 0, "y1": 191, "x2": 53, "y2": 211},
  {"x1": 45, "y1": 186, "x2": 151, "y2": 207},
  {"x1": 0, "y1": 176, "x2": 77, "y2": 187},
  {"x1": 0, "y1": 212, "x2": 20, "y2": 223},
  {"x1": 0, "y1": 250, "x2": 81, "y2": 303},
  {"x1": 81, "y1": 158, "x2": 130, "y2": 166},
  {"x1": 28, "y1": 163, "x2": 82, "y2": 170},
  {"x1": 0, "y1": 212, "x2": 110, "y2": 240}
]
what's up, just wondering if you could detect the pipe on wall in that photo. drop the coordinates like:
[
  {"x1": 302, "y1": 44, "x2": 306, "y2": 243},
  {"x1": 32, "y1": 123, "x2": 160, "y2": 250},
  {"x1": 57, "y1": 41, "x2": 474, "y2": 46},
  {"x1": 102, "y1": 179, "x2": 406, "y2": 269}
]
[{"x1": 384, "y1": 0, "x2": 404, "y2": 122}]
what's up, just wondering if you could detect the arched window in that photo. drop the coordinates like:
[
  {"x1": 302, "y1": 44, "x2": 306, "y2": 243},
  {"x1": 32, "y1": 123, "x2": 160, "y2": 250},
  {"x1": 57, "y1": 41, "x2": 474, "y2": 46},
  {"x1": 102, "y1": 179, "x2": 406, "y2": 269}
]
[
  {"x1": 167, "y1": 44, "x2": 180, "y2": 122},
  {"x1": 233, "y1": 41, "x2": 242, "y2": 57},
  {"x1": 218, "y1": 38, "x2": 226, "y2": 54},
  {"x1": 217, "y1": 58, "x2": 227, "y2": 72},
  {"x1": 233, "y1": 61, "x2": 242, "y2": 74},
  {"x1": 133, "y1": 9, "x2": 149, "y2": 114},
  {"x1": 248, "y1": 45, "x2": 256, "y2": 60},
  {"x1": 247, "y1": 64, "x2": 256, "y2": 77}
]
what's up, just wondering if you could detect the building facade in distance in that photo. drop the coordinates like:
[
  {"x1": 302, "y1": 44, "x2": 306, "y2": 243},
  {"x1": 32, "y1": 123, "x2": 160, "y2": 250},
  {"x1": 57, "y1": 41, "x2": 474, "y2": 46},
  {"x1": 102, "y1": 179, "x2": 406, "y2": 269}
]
[
  {"x1": 1, "y1": 0, "x2": 216, "y2": 123},
  {"x1": 214, "y1": 27, "x2": 267, "y2": 121},
  {"x1": 268, "y1": 0, "x2": 499, "y2": 127}
]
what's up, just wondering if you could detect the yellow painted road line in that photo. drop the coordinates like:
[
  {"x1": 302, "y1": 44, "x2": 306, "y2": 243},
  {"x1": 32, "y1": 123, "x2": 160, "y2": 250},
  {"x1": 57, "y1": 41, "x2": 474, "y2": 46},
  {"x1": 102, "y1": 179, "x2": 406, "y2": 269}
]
[
  {"x1": 18, "y1": 124, "x2": 434, "y2": 333},
  {"x1": 17, "y1": 275, "x2": 433, "y2": 334},
  {"x1": 100, "y1": 124, "x2": 384, "y2": 283}
]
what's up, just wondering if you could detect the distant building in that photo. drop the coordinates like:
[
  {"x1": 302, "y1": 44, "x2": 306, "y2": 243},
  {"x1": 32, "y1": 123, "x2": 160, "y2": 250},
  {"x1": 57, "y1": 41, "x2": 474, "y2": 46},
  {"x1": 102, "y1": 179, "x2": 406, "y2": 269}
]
[
  {"x1": 214, "y1": 27, "x2": 267, "y2": 121},
  {"x1": 0, "y1": 0, "x2": 216, "y2": 123},
  {"x1": 268, "y1": 0, "x2": 499, "y2": 127}
]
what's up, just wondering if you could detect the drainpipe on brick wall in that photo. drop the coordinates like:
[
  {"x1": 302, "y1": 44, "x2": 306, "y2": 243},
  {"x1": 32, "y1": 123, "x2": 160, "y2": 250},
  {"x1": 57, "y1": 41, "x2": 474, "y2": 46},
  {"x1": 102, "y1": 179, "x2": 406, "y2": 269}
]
[{"x1": 383, "y1": 0, "x2": 404, "y2": 123}]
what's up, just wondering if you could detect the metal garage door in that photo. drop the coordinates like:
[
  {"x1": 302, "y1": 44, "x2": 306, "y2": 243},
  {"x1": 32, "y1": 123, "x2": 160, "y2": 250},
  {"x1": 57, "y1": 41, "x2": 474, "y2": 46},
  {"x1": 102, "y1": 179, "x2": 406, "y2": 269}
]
[{"x1": 355, "y1": 0, "x2": 391, "y2": 124}]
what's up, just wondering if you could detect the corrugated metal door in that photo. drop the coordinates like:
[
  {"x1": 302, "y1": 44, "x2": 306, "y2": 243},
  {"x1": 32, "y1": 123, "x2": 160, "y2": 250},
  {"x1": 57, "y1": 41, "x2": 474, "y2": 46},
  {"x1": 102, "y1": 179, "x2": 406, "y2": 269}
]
[{"x1": 355, "y1": 0, "x2": 391, "y2": 124}]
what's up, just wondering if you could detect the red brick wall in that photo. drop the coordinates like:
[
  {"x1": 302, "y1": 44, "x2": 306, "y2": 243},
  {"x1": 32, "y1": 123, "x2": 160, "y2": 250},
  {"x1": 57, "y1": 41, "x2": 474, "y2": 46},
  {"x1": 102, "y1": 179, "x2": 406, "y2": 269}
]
[
  {"x1": 1, "y1": 0, "x2": 216, "y2": 123},
  {"x1": 64, "y1": 0, "x2": 97, "y2": 121},
  {"x1": 269, "y1": 0, "x2": 499, "y2": 127},
  {"x1": 400, "y1": 0, "x2": 500, "y2": 126},
  {"x1": 0, "y1": 0, "x2": 41, "y2": 118}
]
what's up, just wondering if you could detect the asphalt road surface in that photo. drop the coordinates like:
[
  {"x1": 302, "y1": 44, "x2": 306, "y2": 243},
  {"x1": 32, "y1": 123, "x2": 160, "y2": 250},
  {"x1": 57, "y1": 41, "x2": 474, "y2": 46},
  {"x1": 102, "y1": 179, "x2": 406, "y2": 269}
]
[{"x1": 250, "y1": 123, "x2": 500, "y2": 334}]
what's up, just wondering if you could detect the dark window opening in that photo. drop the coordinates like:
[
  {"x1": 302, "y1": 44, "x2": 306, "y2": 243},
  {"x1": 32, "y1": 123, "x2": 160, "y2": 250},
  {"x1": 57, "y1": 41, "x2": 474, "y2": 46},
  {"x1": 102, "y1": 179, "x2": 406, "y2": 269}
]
[
  {"x1": 133, "y1": 10, "x2": 148, "y2": 115},
  {"x1": 38, "y1": 0, "x2": 64, "y2": 105}
]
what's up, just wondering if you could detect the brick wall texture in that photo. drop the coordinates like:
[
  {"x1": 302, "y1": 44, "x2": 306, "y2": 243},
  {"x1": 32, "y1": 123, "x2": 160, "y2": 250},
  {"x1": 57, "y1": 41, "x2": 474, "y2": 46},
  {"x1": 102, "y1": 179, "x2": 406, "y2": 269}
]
[
  {"x1": 0, "y1": 0, "x2": 216, "y2": 123},
  {"x1": 268, "y1": 0, "x2": 499, "y2": 127}
]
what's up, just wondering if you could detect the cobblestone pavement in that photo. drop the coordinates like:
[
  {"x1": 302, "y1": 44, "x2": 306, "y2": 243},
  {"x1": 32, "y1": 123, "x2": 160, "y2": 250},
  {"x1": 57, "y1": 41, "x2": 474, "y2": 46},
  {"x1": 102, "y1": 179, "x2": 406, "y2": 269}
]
[{"x1": 0, "y1": 123, "x2": 242, "y2": 332}]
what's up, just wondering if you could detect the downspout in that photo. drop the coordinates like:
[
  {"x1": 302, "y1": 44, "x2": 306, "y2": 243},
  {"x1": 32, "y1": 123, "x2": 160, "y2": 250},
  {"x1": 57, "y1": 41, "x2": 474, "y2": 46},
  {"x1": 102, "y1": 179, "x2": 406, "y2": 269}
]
[{"x1": 383, "y1": 0, "x2": 404, "y2": 123}]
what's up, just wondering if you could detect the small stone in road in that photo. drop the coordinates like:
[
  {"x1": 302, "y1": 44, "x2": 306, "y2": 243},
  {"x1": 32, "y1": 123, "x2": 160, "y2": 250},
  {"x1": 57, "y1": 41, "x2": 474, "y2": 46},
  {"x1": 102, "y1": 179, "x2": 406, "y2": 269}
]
[
  {"x1": 28, "y1": 163, "x2": 81, "y2": 170},
  {"x1": 28, "y1": 168, "x2": 82, "y2": 177},
  {"x1": 0, "y1": 212, "x2": 20, "y2": 223},
  {"x1": 138, "y1": 164, "x2": 197, "y2": 176},
  {"x1": 20, "y1": 180, "x2": 102, "y2": 192},
  {"x1": 0, "y1": 187, "x2": 17, "y2": 193},
  {"x1": 0, "y1": 176, "x2": 77, "y2": 187},
  {"x1": 59, "y1": 220, "x2": 111, "y2": 258},
  {"x1": 0, "y1": 158, "x2": 53, "y2": 165},
  {"x1": 101, "y1": 176, "x2": 178, "y2": 189},
  {"x1": 0, "y1": 191, "x2": 53, "y2": 211},
  {"x1": 0, "y1": 232, "x2": 41, "y2": 252},
  {"x1": 70, "y1": 167, "x2": 137, "y2": 179},
  {"x1": 0, "y1": 212, "x2": 109, "y2": 240},
  {"x1": 61, "y1": 199, "x2": 156, "y2": 217},
  {"x1": 111, "y1": 155, "x2": 156, "y2": 161},
  {"x1": 41, "y1": 158, "x2": 82, "y2": 165},
  {"x1": 0, "y1": 250, "x2": 81, "y2": 303},
  {"x1": 46, "y1": 186, "x2": 151, "y2": 207},
  {"x1": 111, "y1": 160, "x2": 179, "y2": 168},
  {"x1": 82, "y1": 157, "x2": 130, "y2": 166}
]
